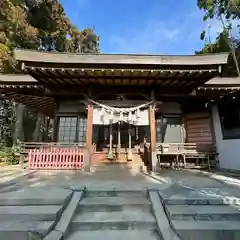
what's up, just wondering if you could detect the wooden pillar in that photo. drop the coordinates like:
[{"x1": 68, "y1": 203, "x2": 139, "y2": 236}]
[
  {"x1": 127, "y1": 124, "x2": 132, "y2": 161},
  {"x1": 149, "y1": 90, "x2": 158, "y2": 171},
  {"x1": 86, "y1": 104, "x2": 93, "y2": 149},
  {"x1": 108, "y1": 124, "x2": 114, "y2": 160},
  {"x1": 118, "y1": 123, "x2": 121, "y2": 151},
  {"x1": 85, "y1": 104, "x2": 93, "y2": 171}
]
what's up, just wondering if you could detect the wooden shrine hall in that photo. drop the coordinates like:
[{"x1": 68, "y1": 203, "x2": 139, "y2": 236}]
[{"x1": 1, "y1": 49, "x2": 240, "y2": 171}]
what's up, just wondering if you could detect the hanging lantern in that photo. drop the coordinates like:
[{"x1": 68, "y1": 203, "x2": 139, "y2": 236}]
[
  {"x1": 132, "y1": 112, "x2": 137, "y2": 123},
  {"x1": 100, "y1": 107, "x2": 104, "y2": 117},
  {"x1": 109, "y1": 110, "x2": 114, "y2": 121},
  {"x1": 136, "y1": 109, "x2": 140, "y2": 118},
  {"x1": 128, "y1": 111, "x2": 132, "y2": 122},
  {"x1": 119, "y1": 111, "x2": 124, "y2": 122}
]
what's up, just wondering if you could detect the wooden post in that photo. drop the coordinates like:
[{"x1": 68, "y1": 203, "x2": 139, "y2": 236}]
[
  {"x1": 118, "y1": 123, "x2": 121, "y2": 151},
  {"x1": 127, "y1": 124, "x2": 132, "y2": 161},
  {"x1": 20, "y1": 154, "x2": 25, "y2": 169},
  {"x1": 149, "y1": 90, "x2": 158, "y2": 171},
  {"x1": 86, "y1": 104, "x2": 93, "y2": 149},
  {"x1": 85, "y1": 104, "x2": 93, "y2": 169},
  {"x1": 149, "y1": 105, "x2": 156, "y2": 151},
  {"x1": 108, "y1": 124, "x2": 114, "y2": 160}
]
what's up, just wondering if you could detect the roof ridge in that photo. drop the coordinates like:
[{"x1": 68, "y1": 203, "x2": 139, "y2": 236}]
[{"x1": 14, "y1": 48, "x2": 230, "y2": 57}]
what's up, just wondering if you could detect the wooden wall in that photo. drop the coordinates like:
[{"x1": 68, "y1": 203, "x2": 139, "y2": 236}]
[{"x1": 185, "y1": 112, "x2": 213, "y2": 145}]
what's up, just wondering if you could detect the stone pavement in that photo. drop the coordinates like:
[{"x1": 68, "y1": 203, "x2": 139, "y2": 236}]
[
  {"x1": 0, "y1": 165, "x2": 33, "y2": 184},
  {"x1": 0, "y1": 165, "x2": 240, "y2": 239}
]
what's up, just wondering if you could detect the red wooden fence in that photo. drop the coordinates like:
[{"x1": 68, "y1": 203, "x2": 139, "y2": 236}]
[{"x1": 28, "y1": 147, "x2": 85, "y2": 170}]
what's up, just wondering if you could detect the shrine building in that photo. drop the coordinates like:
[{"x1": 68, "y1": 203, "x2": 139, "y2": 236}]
[{"x1": 1, "y1": 49, "x2": 240, "y2": 171}]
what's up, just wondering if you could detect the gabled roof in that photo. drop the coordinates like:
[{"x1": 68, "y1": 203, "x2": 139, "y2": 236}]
[
  {"x1": 203, "y1": 77, "x2": 240, "y2": 86},
  {"x1": 0, "y1": 74, "x2": 38, "y2": 83},
  {"x1": 14, "y1": 49, "x2": 229, "y2": 66}
]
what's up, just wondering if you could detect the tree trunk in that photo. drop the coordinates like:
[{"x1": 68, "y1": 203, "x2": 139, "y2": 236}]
[
  {"x1": 13, "y1": 103, "x2": 25, "y2": 146},
  {"x1": 33, "y1": 113, "x2": 42, "y2": 141},
  {"x1": 43, "y1": 116, "x2": 50, "y2": 141}
]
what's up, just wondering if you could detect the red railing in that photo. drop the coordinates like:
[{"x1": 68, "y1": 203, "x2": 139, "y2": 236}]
[{"x1": 28, "y1": 147, "x2": 86, "y2": 170}]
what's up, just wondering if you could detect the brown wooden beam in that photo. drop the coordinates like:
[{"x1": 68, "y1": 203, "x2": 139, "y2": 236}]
[{"x1": 86, "y1": 104, "x2": 93, "y2": 150}]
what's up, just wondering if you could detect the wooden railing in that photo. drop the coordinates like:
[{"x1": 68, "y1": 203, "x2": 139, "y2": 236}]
[
  {"x1": 28, "y1": 147, "x2": 86, "y2": 170},
  {"x1": 156, "y1": 143, "x2": 217, "y2": 156},
  {"x1": 19, "y1": 142, "x2": 86, "y2": 154}
]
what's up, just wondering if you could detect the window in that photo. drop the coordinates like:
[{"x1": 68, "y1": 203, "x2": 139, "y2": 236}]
[
  {"x1": 218, "y1": 101, "x2": 240, "y2": 139},
  {"x1": 58, "y1": 117, "x2": 77, "y2": 143},
  {"x1": 57, "y1": 116, "x2": 87, "y2": 143},
  {"x1": 78, "y1": 117, "x2": 88, "y2": 143}
]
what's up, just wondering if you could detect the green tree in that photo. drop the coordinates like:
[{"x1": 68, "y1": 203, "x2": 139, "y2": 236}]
[
  {"x1": 0, "y1": 0, "x2": 100, "y2": 72},
  {"x1": 197, "y1": 0, "x2": 240, "y2": 76},
  {"x1": 198, "y1": 0, "x2": 240, "y2": 21},
  {"x1": 0, "y1": 0, "x2": 100, "y2": 151}
]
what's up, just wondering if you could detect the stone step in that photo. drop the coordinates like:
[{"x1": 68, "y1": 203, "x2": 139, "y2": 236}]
[
  {"x1": 172, "y1": 220, "x2": 240, "y2": 240},
  {"x1": 167, "y1": 205, "x2": 240, "y2": 221},
  {"x1": 0, "y1": 205, "x2": 63, "y2": 221},
  {"x1": 0, "y1": 188, "x2": 72, "y2": 205},
  {"x1": 85, "y1": 190, "x2": 148, "y2": 198},
  {"x1": 67, "y1": 230, "x2": 160, "y2": 240},
  {"x1": 0, "y1": 221, "x2": 54, "y2": 240},
  {"x1": 78, "y1": 196, "x2": 151, "y2": 212},
  {"x1": 162, "y1": 195, "x2": 239, "y2": 205},
  {"x1": 71, "y1": 211, "x2": 156, "y2": 231}
]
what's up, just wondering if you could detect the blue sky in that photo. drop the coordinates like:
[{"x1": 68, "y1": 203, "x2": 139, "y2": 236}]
[{"x1": 60, "y1": 0, "x2": 226, "y2": 55}]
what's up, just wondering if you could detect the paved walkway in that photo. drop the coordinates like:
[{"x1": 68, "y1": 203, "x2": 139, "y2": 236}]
[
  {"x1": 1, "y1": 165, "x2": 240, "y2": 239},
  {"x1": 1, "y1": 164, "x2": 240, "y2": 193}
]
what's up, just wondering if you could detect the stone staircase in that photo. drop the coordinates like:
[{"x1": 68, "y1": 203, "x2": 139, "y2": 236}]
[
  {"x1": 66, "y1": 190, "x2": 161, "y2": 240},
  {"x1": 0, "y1": 188, "x2": 72, "y2": 240},
  {"x1": 91, "y1": 152, "x2": 147, "y2": 173},
  {"x1": 163, "y1": 194, "x2": 240, "y2": 240}
]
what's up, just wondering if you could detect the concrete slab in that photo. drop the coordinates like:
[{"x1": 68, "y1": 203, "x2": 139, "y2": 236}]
[
  {"x1": 28, "y1": 165, "x2": 169, "y2": 191},
  {"x1": 67, "y1": 230, "x2": 160, "y2": 240},
  {"x1": 54, "y1": 191, "x2": 82, "y2": 237},
  {"x1": 167, "y1": 205, "x2": 240, "y2": 221},
  {"x1": 162, "y1": 195, "x2": 224, "y2": 205},
  {"x1": 157, "y1": 169, "x2": 226, "y2": 188},
  {"x1": 0, "y1": 205, "x2": 62, "y2": 221},
  {"x1": 85, "y1": 190, "x2": 148, "y2": 198},
  {"x1": 163, "y1": 195, "x2": 240, "y2": 205},
  {"x1": 73, "y1": 210, "x2": 155, "y2": 223},
  {"x1": 172, "y1": 220, "x2": 240, "y2": 240},
  {"x1": 44, "y1": 230, "x2": 63, "y2": 240},
  {"x1": 0, "y1": 187, "x2": 72, "y2": 205},
  {"x1": 0, "y1": 170, "x2": 34, "y2": 184},
  {"x1": 72, "y1": 210, "x2": 156, "y2": 231},
  {"x1": 80, "y1": 196, "x2": 150, "y2": 206},
  {"x1": 0, "y1": 221, "x2": 54, "y2": 240},
  {"x1": 79, "y1": 196, "x2": 151, "y2": 212},
  {"x1": 149, "y1": 191, "x2": 180, "y2": 240}
]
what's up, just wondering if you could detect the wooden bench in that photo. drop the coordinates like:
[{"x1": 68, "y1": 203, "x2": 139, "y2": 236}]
[
  {"x1": 156, "y1": 143, "x2": 183, "y2": 169},
  {"x1": 181, "y1": 143, "x2": 217, "y2": 169},
  {"x1": 156, "y1": 143, "x2": 217, "y2": 169}
]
